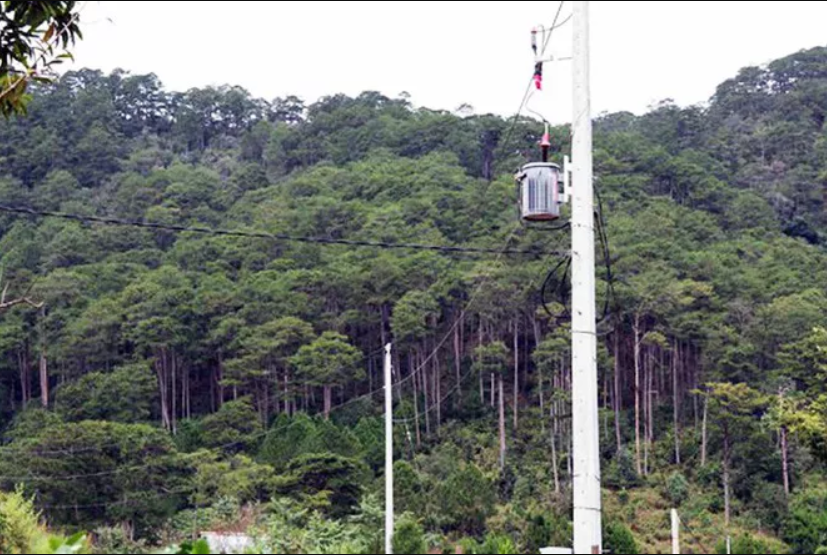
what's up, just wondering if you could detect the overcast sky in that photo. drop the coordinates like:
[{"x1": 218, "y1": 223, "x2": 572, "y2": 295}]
[{"x1": 71, "y1": 1, "x2": 827, "y2": 123}]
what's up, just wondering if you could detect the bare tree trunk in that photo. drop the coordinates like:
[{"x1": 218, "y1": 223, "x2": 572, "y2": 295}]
[
  {"x1": 171, "y1": 352, "x2": 178, "y2": 434},
  {"x1": 539, "y1": 359, "x2": 546, "y2": 435},
  {"x1": 368, "y1": 355, "x2": 374, "y2": 396},
  {"x1": 217, "y1": 351, "x2": 224, "y2": 409},
  {"x1": 614, "y1": 330, "x2": 622, "y2": 454},
  {"x1": 434, "y1": 355, "x2": 441, "y2": 429},
  {"x1": 634, "y1": 314, "x2": 643, "y2": 475},
  {"x1": 421, "y1": 351, "x2": 431, "y2": 436},
  {"x1": 550, "y1": 404, "x2": 560, "y2": 494},
  {"x1": 701, "y1": 392, "x2": 709, "y2": 467},
  {"x1": 38, "y1": 306, "x2": 49, "y2": 408},
  {"x1": 39, "y1": 351, "x2": 48, "y2": 409},
  {"x1": 479, "y1": 372, "x2": 485, "y2": 405},
  {"x1": 262, "y1": 380, "x2": 270, "y2": 425},
  {"x1": 647, "y1": 347, "x2": 655, "y2": 475},
  {"x1": 781, "y1": 425, "x2": 790, "y2": 496},
  {"x1": 643, "y1": 345, "x2": 650, "y2": 476},
  {"x1": 513, "y1": 322, "x2": 519, "y2": 431},
  {"x1": 411, "y1": 353, "x2": 421, "y2": 447},
  {"x1": 210, "y1": 365, "x2": 216, "y2": 414},
  {"x1": 533, "y1": 316, "x2": 545, "y2": 433},
  {"x1": 323, "y1": 385, "x2": 332, "y2": 420},
  {"x1": 499, "y1": 374, "x2": 506, "y2": 470},
  {"x1": 673, "y1": 342, "x2": 681, "y2": 465},
  {"x1": 490, "y1": 373, "x2": 495, "y2": 407},
  {"x1": 454, "y1": 321, "x2": 462, "y2": 409},
  {"x1": 284, "y1": 373, "x2": 291, "y2": 417},
  {"x1": 156, "y1": 350, "x2": 171, "y2": 431},
  {"x1": 19, "y1": 348, "x2": 30, "y2": 408}
]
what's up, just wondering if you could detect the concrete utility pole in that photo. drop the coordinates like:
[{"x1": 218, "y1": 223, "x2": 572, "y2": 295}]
[
  {"x1": 384, "y1": 343, "x2": 394, "y2": 555},
  {"x1": 672, "y1": 509, "x2": 681, "y2": 555},
  {"x1": 570, "y1": 1, "x2": 603, "y2": 553}
]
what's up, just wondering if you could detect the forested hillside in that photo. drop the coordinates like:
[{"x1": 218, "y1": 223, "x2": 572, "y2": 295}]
[{"x1": 1, "y1": 46, "x2": 827, "y2": 554}]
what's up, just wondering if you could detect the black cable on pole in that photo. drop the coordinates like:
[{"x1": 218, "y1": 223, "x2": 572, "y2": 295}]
[
  {"x1": 494, "y1": 76, "x2": 535, "y2": 163},
  {"x1": 594, "y1": 183, "x2": 619, "y2": 330},
  {"x1": 0, "y1": 204, "x2": 566, "y2": 258},
  {"x1": 540, "y1": 255, "x2": 571, "y2": 320}
]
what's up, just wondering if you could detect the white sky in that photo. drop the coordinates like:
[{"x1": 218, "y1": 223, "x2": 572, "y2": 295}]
[{"x1": 70, "y1": 1, "x2": 827, "y2": 123}]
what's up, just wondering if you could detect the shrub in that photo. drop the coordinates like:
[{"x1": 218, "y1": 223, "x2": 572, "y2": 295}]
[
  {"x1": 604, "y1": 520, "x2": 638, "y2": 555},
  {"x1": 393, "y1": 516, "x2": 426, "y2": 554},
  {"x1": 665, "y1": 471, "x2": 690, "y2": 507},
  {"x1": 0, "y1": 488, "x2": 41, "y2": 554}
]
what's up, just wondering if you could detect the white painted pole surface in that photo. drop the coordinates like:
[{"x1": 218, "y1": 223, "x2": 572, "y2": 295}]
[
  {"x1": 571, "y1": 2, "x2": 603, "y2": 554},
  {"x1": 671, "y1": 509, "x2": 680, "y2": 555},
  {"x1": 384, "y1": 343, "x2": 394, "y2": 555}
]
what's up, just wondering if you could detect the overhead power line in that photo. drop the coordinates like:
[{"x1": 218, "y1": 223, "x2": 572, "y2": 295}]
[
  {"x1": 0, "y1": 204, "x2": 566, "y2": 258},
  {"x1": 543, "y1": 2, "x2": 569, "y2": 54}
]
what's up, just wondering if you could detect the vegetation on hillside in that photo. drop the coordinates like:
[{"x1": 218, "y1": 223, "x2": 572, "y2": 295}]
[{"x1": 2, "y1": 45, "x2": 827, "y2": 553}]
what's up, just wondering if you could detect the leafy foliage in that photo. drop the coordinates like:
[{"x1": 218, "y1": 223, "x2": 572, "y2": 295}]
[{"x1": 3, "y1": 44, "x2": 827, "y2": 552}]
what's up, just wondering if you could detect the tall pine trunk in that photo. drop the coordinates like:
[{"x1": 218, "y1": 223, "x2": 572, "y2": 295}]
[
  {"x1": 633, "y1": 314, "x2": 643, "y2": 475},
  {"x1": 513, "y1": 322, "x2": 519, "y2": 431},
  {"x1": 550, "y1": 403, "x2": 560, "y2": 494},
  {"x1": 434, "y1": 355, "x2": 441, "y2": 430},
  {"x1": 323, "y1": 385, "x2": 332, "y2": 420},
  {"x1": 673, "y1": 342, "x2": 681, "y2": 465},
  {"x1": 411, "y1": 353, "x2": 421, "y2": 447},
  {"x1": 39, "y1": 306, "x2": 48, "y2": 408},
  {"x1": 614, "y1": 330, "x2": 622, "y2": 454},
  {"x1": 156, "y1": 349, "x2": 171, "y2": 431},
  {"x1": 171, "y1": 352, "x2": 178, "y2": 434},
  {"x1": 701, "y1": 391, "x2": 709, "y2": 466},
  {"x1": 498, "y1": 374, "x2": 506, "y2": 470},
  {"x1": 643, "y1": 345, "x2": 650, "y2": 475},
  {"x1": 781, "y1": 425, "x2": 790, "y2": 496},
  {"x1": 39, "y1": 351, "x2": 48, "y2": 409},
  {"x1": 454, "y1": 322, "x2": 462, "y2": 409},
  {"x1": 421, "y1": 350, "x2": 431, "y2": 436}
]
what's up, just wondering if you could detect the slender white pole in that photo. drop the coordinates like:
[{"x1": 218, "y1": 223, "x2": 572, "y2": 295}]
[
  {"x1": 571, "y1": 1, "x2": 602, "y2": 554},
  {"x1": 671, "y1": 509, "x2": 680, "y2": 555},
  {"x1": 384, "y1": 343, "x2": 394, "y2": 555}
]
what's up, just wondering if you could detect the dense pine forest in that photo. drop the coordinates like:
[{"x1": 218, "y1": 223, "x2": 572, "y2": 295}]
[{"x1": 2, "y1": 45, "x2": 827, "y2": 554}]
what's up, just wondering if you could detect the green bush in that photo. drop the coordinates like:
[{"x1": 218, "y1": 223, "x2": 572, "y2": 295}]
[
  {"x1": 604, "y1": 520, "x2": 638, "y2": 555},
  {"x1": 604, "y1": 448, "x2": 640, "y2": 488},
  {"x1": 0, "y1": 488, "x2": 41, "y2": 554},
  {"x1": 393, "y1": 516, "x2": 426, "y2": 554},
  {"x1": 435, "y1": 463, "x2": 495, "y2": 534},
  {"x1": 91, "y1": 527, "x2": 146, "y2": 554},
  {"x1": 783, "y1": 483, "x2": 827, "y2": 554},
  {"x1": 523, "y1": 510, "x2": 572, "y2": 554},
  {"x1": 0, "y1": 491, "x2": 88, "y2": 555},
  {"x1": 715, "y1": 534, "x2": 787, "y2": 554},
  {"x1": 478, "y1": 533, "x2": 518, "y2": 554},
  {"x1": 274, "y1": 453, "x2": 369, "y2": 517},
  {"x1": 665, "y1": 471, "x2": 690, "y2": 507}
]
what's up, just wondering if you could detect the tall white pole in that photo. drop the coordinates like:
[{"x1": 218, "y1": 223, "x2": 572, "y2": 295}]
[
  {"x1": 671, "y1": 509, "x2": 681, "y2": 555},
  {"x1": 571, "y1": 1, "x2": 602, "y2": 554},
  {"x1": 384, "y1": 343, "x2": 394, "y2": 555}
]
